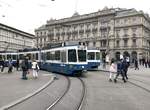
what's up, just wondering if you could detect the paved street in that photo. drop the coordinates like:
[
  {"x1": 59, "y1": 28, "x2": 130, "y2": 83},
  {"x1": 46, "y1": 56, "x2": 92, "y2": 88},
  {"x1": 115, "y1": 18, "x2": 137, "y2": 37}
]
[
  {"x1": 0, "y1": 66, "x2": 150, "y2": 110},
  {"x1": 0, "y1": 68, "x2": 53, "y2": 109},
  {"x1": 82, "y1": 66, "x2": 150, "y2": 110}
]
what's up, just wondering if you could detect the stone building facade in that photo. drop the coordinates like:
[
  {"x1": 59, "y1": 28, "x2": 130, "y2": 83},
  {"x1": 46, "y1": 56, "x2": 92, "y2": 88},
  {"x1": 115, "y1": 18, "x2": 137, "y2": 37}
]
[
  {"x1": 0, "y1": 23, "x2": 35, "y2": 52},
  {"x1": 35, "y1": 8, "x2": 150, "y2": 61}
]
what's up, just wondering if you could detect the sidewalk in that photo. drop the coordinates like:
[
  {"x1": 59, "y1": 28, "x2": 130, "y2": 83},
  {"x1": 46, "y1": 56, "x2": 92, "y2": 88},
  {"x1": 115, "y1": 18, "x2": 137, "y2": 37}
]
[{"x1": 0, "y1": 68, "x2": 54, "y2": 109}]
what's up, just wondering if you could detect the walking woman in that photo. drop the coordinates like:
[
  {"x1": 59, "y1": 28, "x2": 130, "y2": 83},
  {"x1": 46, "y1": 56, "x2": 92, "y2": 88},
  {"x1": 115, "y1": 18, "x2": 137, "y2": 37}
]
[
  {"x1": 32, "y1": 59, "x2": 39, "y2": 78},
  {"x1": 109, "y1": 59, "x2": 116, "y2": 82}
]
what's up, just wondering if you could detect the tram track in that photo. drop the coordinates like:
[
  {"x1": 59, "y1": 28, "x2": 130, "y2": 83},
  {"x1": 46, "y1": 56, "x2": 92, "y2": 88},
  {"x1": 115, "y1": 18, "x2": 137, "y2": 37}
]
[
  {"x1": 3, "y1": 75, "x2": 69, "y2": 110},
  {"x1": 75, "y1": 78, "x2": 86, "y2": 110},
  {"x1": 47, "y1": 77, "x2": 86, "y2": 110},
  {"x1": 3, "y1": 74, "x2": 86, "y2": 110},
  {"x1": 127, "y1": 78, "x2": 150, "y2": 93},
  {"x1": 46, "y1": 76, "x2": 71, "y2": 110}
]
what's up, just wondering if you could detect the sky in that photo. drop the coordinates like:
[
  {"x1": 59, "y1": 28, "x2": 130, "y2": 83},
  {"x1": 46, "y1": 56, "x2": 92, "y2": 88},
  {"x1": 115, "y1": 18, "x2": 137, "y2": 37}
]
[{"x1": 0, "y1": 0, "x2": 150, "y2": 34}]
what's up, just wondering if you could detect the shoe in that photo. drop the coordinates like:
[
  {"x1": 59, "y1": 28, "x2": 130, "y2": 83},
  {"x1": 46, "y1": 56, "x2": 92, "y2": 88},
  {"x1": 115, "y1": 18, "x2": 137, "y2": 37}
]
[
  {"x1": 124, "y1": 80, "x2": 127, "y2": 83},
  {"x1": 114, "y1": 79, "x2": 117, "y2": 83},
  {"x1": 109, "y1": 79, "x2": 112, "y2": 82}
]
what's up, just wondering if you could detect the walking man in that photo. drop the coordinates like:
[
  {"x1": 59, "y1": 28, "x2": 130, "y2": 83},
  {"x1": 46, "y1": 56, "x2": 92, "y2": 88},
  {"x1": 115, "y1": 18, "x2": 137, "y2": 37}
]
[
  {"x1": 1, "y1": 59, "x2": 5, "y2": 72},
  {"x1": 21, "y1": 56, "x2": 29, "y2": 80},
  {"x1": 114, "y1": 59, "x2": 126, "y2": 83}
]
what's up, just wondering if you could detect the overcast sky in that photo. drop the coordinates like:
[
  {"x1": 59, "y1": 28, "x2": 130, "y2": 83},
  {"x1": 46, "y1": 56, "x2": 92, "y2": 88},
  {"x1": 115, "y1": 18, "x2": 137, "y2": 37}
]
[{"x1": 0, "y1": 0, "x2": 150, "y2": 34}]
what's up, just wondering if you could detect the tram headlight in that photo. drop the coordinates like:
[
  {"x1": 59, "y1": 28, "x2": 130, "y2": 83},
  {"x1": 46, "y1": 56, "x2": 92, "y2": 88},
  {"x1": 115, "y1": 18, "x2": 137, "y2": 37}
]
[{"x1": 82, "y1": 66, "x2": 84, "y2": 69}]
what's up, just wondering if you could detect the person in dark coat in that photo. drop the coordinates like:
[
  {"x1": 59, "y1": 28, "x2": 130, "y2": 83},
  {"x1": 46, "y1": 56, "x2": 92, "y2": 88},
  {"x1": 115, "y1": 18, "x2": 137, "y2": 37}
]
[
  {"x1": 21, "y1": 56, "x2": 29, "y2": 80},
  {"x1": 122, "y1": 58, "x2": 129, "y2": 80},
  {"x1": 114, "y1": 59, "x2": 126, "y2": 83},
  {"x1": 16, "y1": 59, "x2": 19, "y2": 71},
  {"x1": 134, "y1": 58, "x2": 139, "y2": 70},
  {"x1": 1, "y1": 59, "x2": 5, "y2": 72}
]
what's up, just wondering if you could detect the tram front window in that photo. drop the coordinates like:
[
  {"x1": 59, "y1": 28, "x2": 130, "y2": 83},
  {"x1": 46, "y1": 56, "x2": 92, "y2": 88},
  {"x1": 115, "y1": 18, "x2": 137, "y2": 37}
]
[
  {"x1": 68, "y1": 49, "x2": 77, "y2": 62},
  {"x1": 78, "y1": 50, "x2": 86, "y2": 62}
]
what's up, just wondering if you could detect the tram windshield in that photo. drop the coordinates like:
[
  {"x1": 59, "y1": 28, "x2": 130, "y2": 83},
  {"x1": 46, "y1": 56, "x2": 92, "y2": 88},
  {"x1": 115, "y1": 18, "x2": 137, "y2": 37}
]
[
  {"x1": 78, "y1": 50, "x2": 86, "y2": 62},
  {"x1": 68, "y1": 49, "x2": 77, "y2": 62}
]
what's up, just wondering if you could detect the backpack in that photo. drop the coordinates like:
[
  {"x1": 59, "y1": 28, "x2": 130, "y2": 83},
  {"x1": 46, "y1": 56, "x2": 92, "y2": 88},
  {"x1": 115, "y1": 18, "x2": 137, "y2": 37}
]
[{"x1": 21, "y1": 60, "x2": 27, "y2": 69}]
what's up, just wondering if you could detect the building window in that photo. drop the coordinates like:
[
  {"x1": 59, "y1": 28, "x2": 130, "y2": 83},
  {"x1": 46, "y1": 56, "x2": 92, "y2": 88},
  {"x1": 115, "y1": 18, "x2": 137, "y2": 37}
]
[
  {"x1": 93, "y1": 42, "x2": 96, "y2": 47},
  {"x1": 116, "y1": 19, "x2": 120, "y2": 24},
  {"x1": 132, "y1": 28, "x2": 137, "y2": 33},
  {"x1": 116, "y1": 30, "x2": 120, "y2": 37},
  {"x1": 116, "y1": 40, "x2": 119, "y2": 47},
  {"x1": 123, "y1": 28, "x2": 128, "y2": 34},
  {"x1": 124, "y1": 39, "x2": 128, "y2": 47},
  {"x1": 132, "y1": 39, "x2": 136, "y2": 47},
  {"x1": 124, "y1": 18, "x2": 128, "y2": 24}
]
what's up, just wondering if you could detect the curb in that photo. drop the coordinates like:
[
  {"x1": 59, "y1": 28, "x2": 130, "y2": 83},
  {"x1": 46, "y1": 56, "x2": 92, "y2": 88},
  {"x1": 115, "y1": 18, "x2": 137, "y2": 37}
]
[{"x1": 0, "y1": 75, "x2": 54, "y2": 110}]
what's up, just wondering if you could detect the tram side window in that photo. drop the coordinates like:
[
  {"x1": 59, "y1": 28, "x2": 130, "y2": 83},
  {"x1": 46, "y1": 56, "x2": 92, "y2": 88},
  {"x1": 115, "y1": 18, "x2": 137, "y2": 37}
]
[
  {"x1": 61, "y1": 51, "x2": 66, "y2": 62},
  {"x1": 19, "y1": 54, "x2": 24, "y2": 60},
  {"x1": 7, "y1": 54, "x2": 11, "y2": 60},
  {"x1": 3, "y1": 55, "x2": 6, "y2": 60},
  {"x1": 36, "y1": 53, "x2": 38, "y2": 60},
  {"x1": 96, "y1": 52, "x2": 100, "y2": 60},
  {"x1": 49, "y1": 52, "x2": 55, "y2": 60},
  {"x1": 41, "y1": 52, "x2": 46, "y2": 61},
  {"x1": 55, "y1": 51, "x2": 60, "y2": 60},
  {"x1": 12, "y1": 55, "x2": 17, "y2": 60},
  {"x1": 88, "y1": 52, "x2": 95, "y2": 60},
  {"x1": 68, "y1": 49, "x2": 77, "y2": 62},
  {"x1": 46, "y1": 52, "x2": 50, "y2": 60},
  {"x1": 26, "y1": 54, "x2": 31, "y2": 60},
  {"x1": 78, "y1": 50, "x2": 86, "y2": 62}
]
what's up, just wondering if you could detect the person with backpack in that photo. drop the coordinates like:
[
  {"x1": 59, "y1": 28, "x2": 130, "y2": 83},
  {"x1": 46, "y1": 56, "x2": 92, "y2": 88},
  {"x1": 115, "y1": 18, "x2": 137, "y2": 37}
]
[
  {"x1": 114, "y1": 59, "x2": 126, "y2": 83},
  {"x1": 31, "y1": 59, "x2": 39, "y2": 79},
  {"x1": 21, "y1": 56, "x2": 29, "y2": 80}
]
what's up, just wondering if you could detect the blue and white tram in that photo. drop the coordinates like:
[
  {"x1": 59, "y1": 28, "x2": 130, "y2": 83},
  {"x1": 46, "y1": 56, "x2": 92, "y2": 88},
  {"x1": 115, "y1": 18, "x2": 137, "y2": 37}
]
[
  {"x1": 40, "y1": 45, "x2": 87, "y2": 75},
  {"x1": 0, "y1": 52, "x2": 18, "y2": 66},
  {"x1": 87, "y1": 49, "x2": 101, "y2": 70},
  {"x1": 0, "y1": 43, "x2": 88, "y2": 76}
]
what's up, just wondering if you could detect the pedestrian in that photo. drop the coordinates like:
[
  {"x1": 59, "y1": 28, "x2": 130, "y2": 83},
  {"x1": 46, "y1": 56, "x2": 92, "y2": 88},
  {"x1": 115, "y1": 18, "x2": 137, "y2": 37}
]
[
  {"x1": 8, "y1": 59, "x2": 13, "y2": 73},
  {"x1": 109, "y1": 59, "x2": 116, "y2": 82},
  {"x1": 1, "y1": 59, "x2": 5, "y2": 72},
  {"x1": 134, "y1": 58, "x2": 139, "y2": 70},
  {"x1": 31, "y1": 59, "x2": 39, "y2": 79},
  {"x1": 114, "y1": 59, "x2": 126, "y2": 83},
  {"x1": 122, "y1": 58, "x2": 129, "y2": 80},
  {"x1": 126, "y1": 56, "x2": 130, "y2": 67},
  {"x1": 148, "y1": 59, "x2": 150, "y2": 68},
  {"x1": 16, "y1": 59, "x2": 19, "y2": 71},
  {"x1": 21, "y1": 56, "x2": 29, "y2": 80}
]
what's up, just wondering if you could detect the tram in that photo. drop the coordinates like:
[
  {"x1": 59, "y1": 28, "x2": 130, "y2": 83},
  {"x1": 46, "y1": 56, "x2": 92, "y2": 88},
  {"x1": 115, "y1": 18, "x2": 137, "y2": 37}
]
[
  {"x1": 87, "y1": 49, "x2": 101, "y2": 70},
  {"x1": 0, "y1": 42, "x2": 87, "y2": 76}
]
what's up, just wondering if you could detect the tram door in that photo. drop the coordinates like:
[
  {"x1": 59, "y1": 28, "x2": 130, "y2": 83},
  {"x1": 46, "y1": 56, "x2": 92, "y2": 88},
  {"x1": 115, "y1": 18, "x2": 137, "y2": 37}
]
[{"x1": 60, "y1": 50, "x2": 66, "y2": 73}]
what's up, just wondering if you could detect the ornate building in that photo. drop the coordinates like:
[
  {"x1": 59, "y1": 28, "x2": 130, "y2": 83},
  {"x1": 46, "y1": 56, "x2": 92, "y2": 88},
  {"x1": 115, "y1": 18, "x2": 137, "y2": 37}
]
[
  {"x1": 35, "y1": 7, "x2": 150, "y2": 61},
  {"x1": 0, "y1": 23, "x2": 35, "y2": 52}
]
